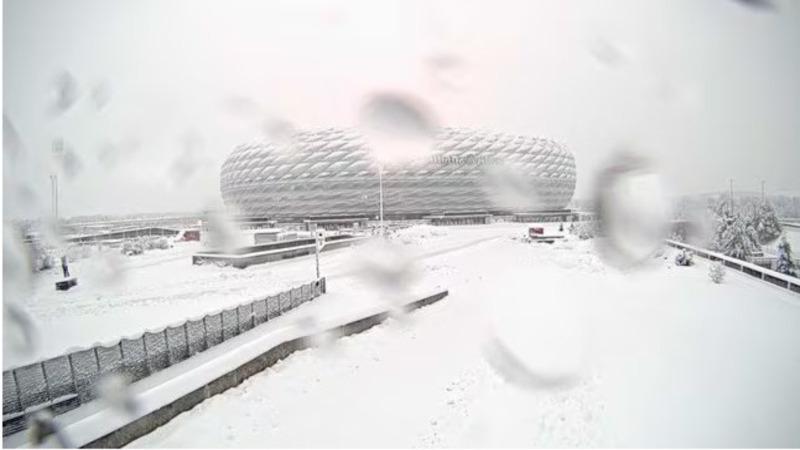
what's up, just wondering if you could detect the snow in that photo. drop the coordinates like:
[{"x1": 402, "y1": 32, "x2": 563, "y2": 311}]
[
  {"x1": 6, "y1": 225, "x2": 506, "y2": 369},
  {"x1": 116, "y1": 224, "x2": 800, "y2": 448}
]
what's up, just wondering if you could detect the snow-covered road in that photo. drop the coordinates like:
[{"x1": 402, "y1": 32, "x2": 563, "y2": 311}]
[{"x1": 127, "y1": 226, "x2": 800, "y2": 447}]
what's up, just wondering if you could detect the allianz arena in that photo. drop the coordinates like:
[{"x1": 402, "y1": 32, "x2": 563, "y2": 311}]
[{"x1": 220, "y1": 128, "x2": 576, "y2": 219}]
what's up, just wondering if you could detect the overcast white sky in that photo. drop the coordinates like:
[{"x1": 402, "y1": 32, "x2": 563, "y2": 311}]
[{"x1": 4, "y1": 0, "x2": 800, "y2": 219}]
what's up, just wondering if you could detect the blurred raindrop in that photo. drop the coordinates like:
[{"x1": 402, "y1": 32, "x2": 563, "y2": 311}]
[
  {"x1": 96, "y1": 373, "x2": 140, "y2": 416},
  {"x1": 4, "y1": 115, "x2": 48, "y2": 218},
  {"x1": 587, "y1": 37, "x2": 627, "y2": 68},
  {"x1": 426, "y1": 52, "x2": 467, "y2": 91},
  {"x1": 484, "y1": 338, "x2": 579, "y2": 390},
  {"x1": 26, "y1": 410, "x2": 72, "y2": 448},
  {"x1": 3, "y1": 301, "x2": 39, "y2": 358},
  {"x1": 49, "y1": 71, "x2": 79, "y2": 115},
  {"x1": 4, "y1": 225, "x2": 34, "y2": 298},
  {"x1": 222, "y1": 96, "x2": 262, "y2": 117},
  {"x1": 481, "y1": 164, "x2": 543, "y2": 212},
  {"x1": 91, "y1": 81, "x2": 111, "y2": 110},
  {"x1": 594, "y1": 151, "x2": 670, "y2": 269},
  {"x1": 262, "y1": 118, "x2": 296, "y2": 150},
  {"x1": 97, "y1": 138, "x2": 140, "y2": 169},
  {"x1": 169, "y1": 132, "x2": 205, "y2": 185},
  {"x1": 296, "y1": 315, "x2": 341, "y2": 354},
  {"x1": 358, "y1": 92, "x2": 439, "y2": 165},
  {"x1": 51, "y1": 138, "x2": 83, "y2": 180},
  {"x1": 84, "y1": 251, "x2": 127, "y2": 289},
  {"x1": 730, "y1": 0, "x2": 775, "y2": 10},
  {"x1": 4, "y1": 114, "x2": 24, "y2": 162},
  {"x1": 353, "y1": 238, "x2": 420, "y2": 316},
  {"x1": 203, "y1": 210, "x2": 244, "y2": 254},
  {"x1": 484, "y1": 284, "x2": 583, "y2": 391},
  {"x1": 97, "y1": 142, "x2": 119, "y2": 168}
]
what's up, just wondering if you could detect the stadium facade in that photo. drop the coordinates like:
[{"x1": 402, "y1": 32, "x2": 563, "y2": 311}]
[{"x1": 220, "y1": 128, "x2": 576, "y2": 220}]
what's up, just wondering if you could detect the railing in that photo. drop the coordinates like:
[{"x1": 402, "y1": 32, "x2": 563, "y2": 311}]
[
  {"x1": 2, "y1": 278, "x2": 327, "y2": 436},
  {"x1": 666, "y1": 240, "x2": 800, "y2": 295}
]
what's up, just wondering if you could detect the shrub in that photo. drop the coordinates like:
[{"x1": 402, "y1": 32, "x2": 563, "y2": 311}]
[
  {"x1": 709, "y1": 261, "x2": 726, "y2": 284},
  {"x1": 569, "y1": 221, "x2": 597, "y2": 240},
  {"x1": 674, "y1": 249, "x2": 694, "y2": 266}
]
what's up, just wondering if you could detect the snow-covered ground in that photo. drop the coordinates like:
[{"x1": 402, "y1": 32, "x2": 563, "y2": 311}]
[
  {"x1": 6, "y1": 224, "x2": 507, "y2": 369},
  {"x1": 120, "y1": 224, "x2": 800, "y2": 448}
]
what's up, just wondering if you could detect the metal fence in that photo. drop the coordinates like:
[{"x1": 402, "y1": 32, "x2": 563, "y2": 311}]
[
  {"x1": 2, "y1": 277, "x2": 326, "y2": 436},
  {"x1": 666, "y1": 240, "x2": 800, "y2": 294}
]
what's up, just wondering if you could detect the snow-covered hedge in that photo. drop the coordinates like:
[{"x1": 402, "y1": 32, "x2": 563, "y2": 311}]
[{"x1": 121, "y1": 236, "x2": 173, "y2": 256}]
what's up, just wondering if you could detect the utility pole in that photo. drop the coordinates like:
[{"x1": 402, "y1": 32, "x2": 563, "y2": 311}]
[
  {"x1": 761, "y1": 180, "x2": 765, "y2": 203},
  {"x1": 378, "y1": 164, "x2": 384, "y2": 237},
  {"x1": 729, "y1": 178, "x2": 734, "y2": 215}
]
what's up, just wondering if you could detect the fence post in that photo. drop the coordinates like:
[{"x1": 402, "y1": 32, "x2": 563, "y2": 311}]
[
  {"x1": 183, "y1": 322, "x2": 190, "y2": 355},
  {"x1": 67, "y1": 354, "x2": 80, "y2": 404},
  {"x1": 163, "y1": 329, "x2": 171, "y2": 365},
  {"x1": 94, "y1": 347, "x2": 102, "y2": 373},
  {"x1": 118, "y1": 341, "x2": 126, "y2": 372},
  {"x1": 142, "y1": 335, "x2": 152, "y2": 375},
  {"x1": 11, "y1": 368, "x2": 23, "y2": 412},
  {"x1": 41, "y1": 361, "x2": 53, "y2": 403}
]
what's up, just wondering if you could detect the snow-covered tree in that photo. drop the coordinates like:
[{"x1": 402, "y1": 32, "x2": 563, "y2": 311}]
[
  {"x1": 774, "y1": 235, "x2": 798, "y2": 277},
  {"x1": 710, "y1": 197, "x2": 760, "y2": 260},
  {"x1": 710, "y1": 198, "x2": 733, "y2": 252},
  {"x1": 747, "y1": 200, "x2": 782, "y2": 244},
  {"x1": 720, "y1": 213, "x2": 760, "y2": 260},
  {"x1": 709, "y1": 261, "x2": 726, "y2": 283}
]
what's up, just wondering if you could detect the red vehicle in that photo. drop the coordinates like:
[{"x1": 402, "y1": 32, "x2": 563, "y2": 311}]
[
  {"x1": 528, "y1": 227, "x2": 544, "y2": 238},
  {"x1": 181, "y1": 229, "x2": 201, "y2": 241}
]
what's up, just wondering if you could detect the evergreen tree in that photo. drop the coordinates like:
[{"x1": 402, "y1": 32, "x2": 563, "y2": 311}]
[
  {"x1": 710, "y1": 196, "x2": 759, "y2": 260},
  {"x1": 719, "y1": 212, "x2": 760, "y2": 260},
  {"x1": 710, "y1": 197, "x2": 734, "y2": 253},
  {"x1": 774, "y1": 235, "x2": 798, "y2": 277},
  {"x1": 750, "y1": 200, "x2": 782, "y2": 244}
]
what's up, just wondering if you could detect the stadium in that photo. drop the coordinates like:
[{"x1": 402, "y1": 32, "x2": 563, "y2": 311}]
[{"x1": 220, "y1": 128, "x2": 576, "y2": 220}]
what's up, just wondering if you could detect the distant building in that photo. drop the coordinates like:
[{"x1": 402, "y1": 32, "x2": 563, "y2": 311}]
[{"x1": 220, "y1": 128, "x2": 576, "y2": 220}]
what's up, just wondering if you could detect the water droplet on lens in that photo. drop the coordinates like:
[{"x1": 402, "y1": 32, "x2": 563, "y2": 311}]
[
  {"x1": 91, "y1": 81, "x2": 111, "y2": 110},
  {"x1": 96, "y1": 373, "x2": 140, "y2": 416},
  {"x1": 482, "y1": 164, "x2": 543, "y2": 212},
  {"x1": 358, "y1": 92, "x2": 438, "y2": 166},
  {"x1": 26, "y1": 410, "x2": 72, "y2": 448},
  {"x1": 594, "y1": 151, "x2": 670, "y2": 269},
  {"x1": 49, "y1": 71, "x2": 79, "y2": 115},
  {"x1": 262, "y1": 118, "x2": 296, "y2": 150}
]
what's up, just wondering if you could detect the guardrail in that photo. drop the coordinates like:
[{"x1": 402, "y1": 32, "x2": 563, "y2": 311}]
[
  {"x1": 666, "y1": 240, "x2": 800, "y2": 295},
  {"x1": 2, "y1": 278, "x2": 327, "y2": 436}
]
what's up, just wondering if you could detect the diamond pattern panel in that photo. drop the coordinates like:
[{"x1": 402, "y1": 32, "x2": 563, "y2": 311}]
[{"x1": 220, "y1": 128, "x2": 576, "y2": 217}]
